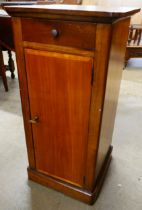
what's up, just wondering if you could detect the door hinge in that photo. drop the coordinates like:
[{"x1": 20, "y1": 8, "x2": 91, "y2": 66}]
[{"x1": 91, "y1": 66, "x2": 94, "y2": 86}]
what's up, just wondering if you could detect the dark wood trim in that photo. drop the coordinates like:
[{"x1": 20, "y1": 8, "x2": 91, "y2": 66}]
[
  {"x1": 5, "y1": 5, "x2": 140, "y2": 18},
  {"x1": 91, "y1": 145, "x2": 113, "y2": 204},
  {"x1": 28, "y1": 145, "x2": 112, "y2": 204},
  {"x1": 2, "y1": 12, "x2": 117, "y2": 24},
  {"x1": 4, "y1": 5, "x2": 140, "y2": 23}
]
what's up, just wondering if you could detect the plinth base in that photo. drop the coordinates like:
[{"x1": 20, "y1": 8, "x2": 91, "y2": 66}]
[{"x1": 28, "y1": 146, "x2": 113, "y2": 205}]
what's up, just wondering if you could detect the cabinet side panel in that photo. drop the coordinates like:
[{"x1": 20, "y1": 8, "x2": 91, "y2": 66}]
[
  {"x1": 85, "y1": 24, "x2": 112, "y2": 190},
  {"x1": 12, "y1": 18, "x2": 36, "y2": 168},
  {"x1": 95, "y1": 18, "x2": 130, "y2": 178}
]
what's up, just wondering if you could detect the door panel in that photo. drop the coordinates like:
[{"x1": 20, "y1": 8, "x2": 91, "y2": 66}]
[{"x1": 25, "y1": 49, "x2": 93, "y2": 187}]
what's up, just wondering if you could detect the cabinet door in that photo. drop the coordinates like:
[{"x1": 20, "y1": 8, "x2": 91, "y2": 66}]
[{"x1": 25, "y1": 49, "x2": 93, "y2": 187}]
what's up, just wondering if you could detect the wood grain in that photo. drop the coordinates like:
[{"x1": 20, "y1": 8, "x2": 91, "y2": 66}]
[
  {"x1": 22, "y1": 19, "x2": 96, "y2": 51},
  {"x1": 25, "y1": 49, "x2": 93, "y2": 187},
  {"x1": 85, "y1": 24, "x2": 112, "y2": 190},
  {"x1": 23, "y1": 41, "x2": 95, "y2": 57},
  {"x1": 5, "y1": 5, "x2": 140, "y2": 19},
  {"x1": 95, "y1": 17, "x2": 131, "y2": 179}
]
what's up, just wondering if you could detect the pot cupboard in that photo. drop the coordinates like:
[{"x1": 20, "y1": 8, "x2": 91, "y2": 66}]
[{"x1": 5, "y1": 5, "x2": 140, "y2": 204}]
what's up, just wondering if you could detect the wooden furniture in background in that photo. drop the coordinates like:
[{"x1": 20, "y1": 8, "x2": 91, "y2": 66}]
[
  {"x1": 5, "y1": 5, "x2": 140, "y2": 204},
  {"x1": 125, "y1": 24, "x2": 142, "y2": 67},
  {"x1": 0, "y1": 46, "x2": 8, "y2": 91},
  {"x1": 0, "y1": 9, "x2": 14, "y2": 91},
  {"x1": 0, "y1": 1, "x2": 37, "y2": 91}
]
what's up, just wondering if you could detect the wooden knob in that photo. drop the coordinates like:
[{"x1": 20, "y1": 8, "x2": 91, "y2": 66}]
[{"x1": 51, "y1": 29, "x2": 59, "y2": 38}]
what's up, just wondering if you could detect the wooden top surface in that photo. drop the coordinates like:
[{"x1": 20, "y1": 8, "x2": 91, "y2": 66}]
[{"x1": 4, "y1": 5, "x2": 140, "y2": 19}]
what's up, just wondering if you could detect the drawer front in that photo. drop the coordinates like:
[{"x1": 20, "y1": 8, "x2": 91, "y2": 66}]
[{"x1": 22, "y1": 18, "x2": 96, "y2": 50}]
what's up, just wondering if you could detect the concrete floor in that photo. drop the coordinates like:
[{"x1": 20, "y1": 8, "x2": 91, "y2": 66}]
[{"x1": 0, "y1": 57, "x2": 142, "y2": 210}]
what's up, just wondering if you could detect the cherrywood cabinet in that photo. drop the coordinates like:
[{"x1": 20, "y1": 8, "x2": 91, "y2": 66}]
[{"x1": 5, "y1": 5, "x2": 140, "y2": 204}]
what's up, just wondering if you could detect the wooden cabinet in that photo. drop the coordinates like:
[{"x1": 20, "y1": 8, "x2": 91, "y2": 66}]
[{"x1": 5, "y1": 5, "x2": 140, "y2": 204}]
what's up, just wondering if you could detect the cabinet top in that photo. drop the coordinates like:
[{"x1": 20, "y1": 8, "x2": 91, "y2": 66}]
[{"x1": 4, "y1": 5, "x2": 140, "y2": 23}]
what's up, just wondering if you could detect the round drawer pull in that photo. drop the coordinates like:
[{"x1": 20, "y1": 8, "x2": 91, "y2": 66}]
[{"x1": 51, "y1": 29, "x2": 59, "y2": 38}]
